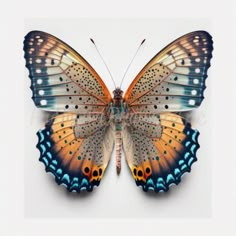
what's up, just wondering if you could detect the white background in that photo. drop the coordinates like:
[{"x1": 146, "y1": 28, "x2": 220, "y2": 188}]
[
  {"x1": 24, "y1": 18, "x2": 212, "y2": 218},
  {"x1": 1, "y1": 0, "x2": 235, "y2": 235}
]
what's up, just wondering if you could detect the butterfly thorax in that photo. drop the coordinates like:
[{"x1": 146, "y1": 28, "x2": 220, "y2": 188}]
[{"x1": 112, "y1": 88, "x2": 125, "y2": 120}]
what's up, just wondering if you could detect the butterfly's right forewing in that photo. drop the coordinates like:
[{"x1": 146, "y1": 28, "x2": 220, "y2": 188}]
[{"x1": 124, "y1": 31, "x2": 213, "y2": 113}]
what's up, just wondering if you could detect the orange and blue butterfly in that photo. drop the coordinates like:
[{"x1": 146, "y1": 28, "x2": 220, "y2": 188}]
[{"x1": 24, "y1": 30, "x2": 213, "y2": 193}]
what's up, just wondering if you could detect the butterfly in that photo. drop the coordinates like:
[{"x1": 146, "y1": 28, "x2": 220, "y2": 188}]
[{"x1": 24, "y1": 30, "x2": 213, "y2": 193}]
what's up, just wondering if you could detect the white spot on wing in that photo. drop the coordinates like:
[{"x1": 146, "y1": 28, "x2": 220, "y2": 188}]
[
  {"x1": 36, "y1": 59, "x2": 41, "y2": 63},
  {"x1": 40, "y1": 100, "x2": 47, "y2": 106},
  {"x1": 39, "y1": 90, "x2": 45, "y2": 96},
  {"x1": 37, "y1": 79, "x2": 42, "y2": 84},
  {"x1": 189, "y1": 99, "x2": 195, "y2": 106}
]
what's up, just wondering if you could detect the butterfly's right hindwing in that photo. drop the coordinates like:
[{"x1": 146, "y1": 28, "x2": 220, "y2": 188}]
[{"x1": 123, "y1": 113, "x2": 199, "y2": 192}]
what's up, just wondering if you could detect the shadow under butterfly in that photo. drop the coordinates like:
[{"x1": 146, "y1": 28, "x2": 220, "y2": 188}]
[{"x1": 24, "y1": 30, "x2": 213, "y2": 193}]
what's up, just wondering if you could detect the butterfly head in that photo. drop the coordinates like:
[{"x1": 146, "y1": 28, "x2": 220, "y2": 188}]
[{"x1": 113, "y1": 88, "x2": 123, "y2": 100}]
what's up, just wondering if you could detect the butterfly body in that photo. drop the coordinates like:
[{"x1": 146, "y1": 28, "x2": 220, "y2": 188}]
[
  {"x1": 24, "y1": 30, "x2": 213, "y2": 193},
  {"x1": 112, "y1": 88, "x2": 125, "y2": 174}
]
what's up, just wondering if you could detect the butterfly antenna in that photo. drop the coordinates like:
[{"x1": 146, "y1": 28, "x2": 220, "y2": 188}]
[
  {"x1": 90, "y1": 38, "x2": 116, "y2": 88},
  {"x1": 119, "y1": 39, "x2": 146, "y2": 88}
]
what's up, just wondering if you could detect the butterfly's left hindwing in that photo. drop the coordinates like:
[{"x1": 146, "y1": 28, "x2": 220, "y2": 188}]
[{"x1": 37, "y1": 113, "x2": 114, "y2": 192}]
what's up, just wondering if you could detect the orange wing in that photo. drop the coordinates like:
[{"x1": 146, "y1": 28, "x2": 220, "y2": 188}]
[
  {"x1": 124, "y1": 31, "x2": 213, "y2": 113},
  {"x1": 37, "y1": 113, "x2": 114, "y2": 192},
  {"x1": 24, "y1": 31, "x2": 111, "y2": 112},
  {"x1": 123, "y1": 113, "x2": 199, "y2": 192}
]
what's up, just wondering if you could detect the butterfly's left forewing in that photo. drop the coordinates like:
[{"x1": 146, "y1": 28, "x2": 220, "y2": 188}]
[
  {"x1": 24, "y1": 31, "x2": 111, "y2": 112},
  {"x1": 123, "y1": 31, "x2": 213, "y2": 192},
  {"x1": 24, "y1": 31, "x2": 114, "y2": 192}
]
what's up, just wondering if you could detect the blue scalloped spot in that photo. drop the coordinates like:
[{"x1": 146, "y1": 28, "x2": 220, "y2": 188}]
[
  {"x1": 61, "y1": 174, "x2": 70, "y2": 185},
  {"x1": 38, "y1": 131, "x2": 45, "y2": 142},
  {"x1": 166, "y1": 174, "x2": 175, "y2": 184},
  {"x1": 188, "y1": 157, "x2": 195, "y2": 166},
  {"x1": 147, "y1": 178, "x2": 155, "y2": 187},
  {"x1": 81, "y1": 178, "x2": 89, "y2": 187},
  {"x1": 179, "y1": 160, "x2": 184, "y2": 165},
  {"x1": 46, "y1": 152, "x2": 52, "y2": 159},
  {"x1": 42, "y1": 157, "x2": 49, "y2": 166},
  {"x1": 56, "y1": 168, "x2": 62, "y2": 175},
  {"x1": 191, "y1": 144, "x2": 197, "y2": 154},
  {"x1": 192, "y1": 131, "x2": 198, "y2": 142},
  {"x1": 40, "y1": 144, "x2": 46, "y2": 154},
  {"x1": 185, "y1": 141, "x2": 191, "y2": 147},
  {"x1": 71, "y1": 183, "x2": 79, "y2": 190},
  {"x1": 181, "y1": 164, "x2": 188, "y2": 171},
  {"x1": 184, "y1": 152, "x2": 190, "y2": 160},
  {"x1": 49, "y1": 164, "x2": 56, "y2": 171},
  {"x1": 71, "y1": 177, "x2": 79, "y2": 185},
  {"x1": 156, "y1": 182, "x2": 166, "y2": 191},
  {"x1": 174, "y1": 168, "x2": 181, "y2": 177},
  {"x1": 46, "y1": 141, "x2": 51, "y2": 148},
  {"x1": 52, "y1": 159, "x2": 57, "y2": 165}
]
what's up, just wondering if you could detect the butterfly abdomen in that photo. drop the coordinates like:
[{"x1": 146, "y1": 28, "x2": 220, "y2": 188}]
[
  {"x1": 115, "y1": 126, "x2": 122, "y2": 175},
  {"x1": 114, "y1": 108, "x2": 123, "y2": 175}
]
